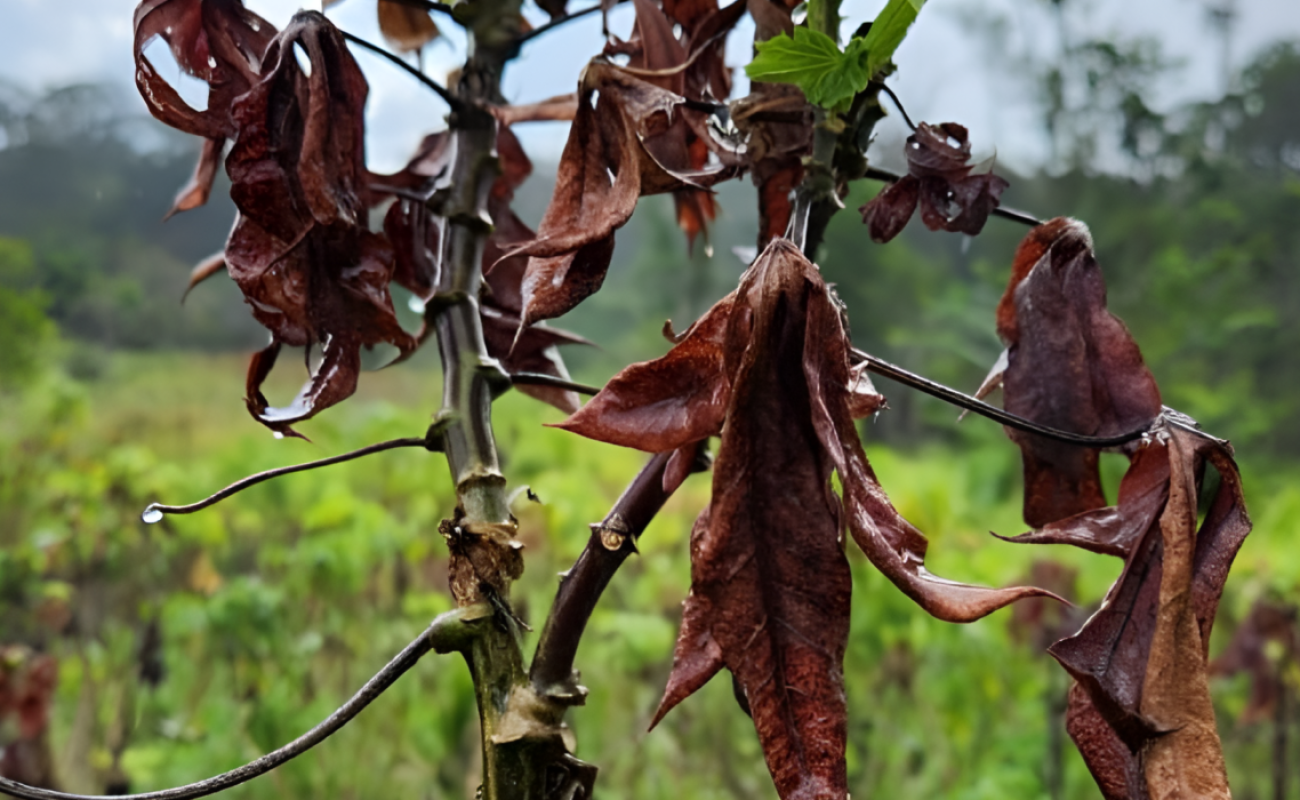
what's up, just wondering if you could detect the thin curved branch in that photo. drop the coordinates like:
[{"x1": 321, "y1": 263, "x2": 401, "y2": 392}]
[
  {"x1": 0, "y1": 624, "x2": 439, "y2": 800},
  {"x1": 509, "y1": 372, "x2": 600, "y2": 396},
  {"x1": 142, "y1": 437, "x2": 433, "y2": 521},
  {"x1": 873, "y1": 82, "x2": 916, "y2": 132},
  {"x1": 341, "y1": 31, "x2": 462, "y2": 110},
  {"x1": 861, "y1": 166, "x2": 1045, "y2": 228},
  {"x1": 513, "y1": 3, "x2": 605, "y2": 47},
  {"x1": 852, "y1": 349, "x2": 1153, "y2": 447}
]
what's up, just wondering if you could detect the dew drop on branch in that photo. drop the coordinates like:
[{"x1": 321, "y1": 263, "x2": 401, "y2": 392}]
[{"x1": 141, "y1": 505, "x2": 164, "y2": 524}]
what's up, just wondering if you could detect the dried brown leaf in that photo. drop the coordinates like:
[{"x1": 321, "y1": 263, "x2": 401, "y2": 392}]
[
  {"x1": 1039, "y1": 424, "x2": 1249, "y2": 799},
  {"x1": 998, "y1": 218, "x2": 1162, "y2": 527},
  {"x1": 512, "y1": 61, "x2": 732, "y2": 325},
  {"x1": 491, "y1": 94, "x2": 580, "y2": 126},
  {"x1": 223, "y1": 12, "x2": 416, "y2": 433},
  {"x1": 181, "y1": 250, "x2": 227, "y2": 303},
  {"x1": 552, "y1": 293, "x2": 734, "y2": 450},
  {"x1": 566, "y1": 240, "x2": 1055, "y2": 800},
  {"x1": 858, "y1": 123, "x2": 1009, "y2": 243},
  {"x1": 133, "y1": 0, "x2": 276, "y2": 215},
  {"x1": 166, "y1": 136, "x2": 224, "y2": 219},
  {"x1": 377, "y1": 0, "x2": 439, "y2": 53},
  {"x1": 655, "y1": 243, "x2": 851, "y2": 799}
]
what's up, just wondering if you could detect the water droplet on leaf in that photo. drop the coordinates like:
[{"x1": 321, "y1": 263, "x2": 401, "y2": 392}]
[{"x1": 408, "y1": 295, "x2": 426, "y2": 314}]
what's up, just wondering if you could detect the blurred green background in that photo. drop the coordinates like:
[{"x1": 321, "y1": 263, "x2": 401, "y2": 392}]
[{"x1": 4, "y1": 8, "x2": 1300, "y2": 800}]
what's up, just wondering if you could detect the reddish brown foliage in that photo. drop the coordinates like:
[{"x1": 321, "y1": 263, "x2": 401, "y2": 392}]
[
  {"x1": 996, "y1": 218, "x2": 1163, "y2": 527},
  {"x1": 224, "y1": 12, "x2": 415, "y2": 435},
  {"x1": 513, "y1": 61, "x2": 735, "y2": 326},
  {"x1": 859, "y1": 122, "x2": 1008, "y2": 243},
  {"x1": 560, "y1": 239, "x2": 1053, "y2": 799}
]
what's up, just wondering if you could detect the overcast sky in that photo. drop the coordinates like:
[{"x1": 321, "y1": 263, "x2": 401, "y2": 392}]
[{"x1": 2, "y1": 0, "x2": 1297, "y2": 171}]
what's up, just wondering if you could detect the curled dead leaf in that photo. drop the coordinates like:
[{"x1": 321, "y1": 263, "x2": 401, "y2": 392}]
[
  {"x1": 377, "y1": 0, "x2": 439, "y2": 53},
  {"x1": 562, "y1": 239, "x2": 1055, "y2": 799},
  {"x1": 859, "y1": 122, "x2": 1008, "y2": 243},
  {"x1": 996, "y1": 218, "x2": 1162, "y2": 528}
]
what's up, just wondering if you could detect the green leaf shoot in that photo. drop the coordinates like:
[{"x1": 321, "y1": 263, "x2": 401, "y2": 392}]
[{"x1": 746, "y1": 0, "x2": 927, "y2": 112}]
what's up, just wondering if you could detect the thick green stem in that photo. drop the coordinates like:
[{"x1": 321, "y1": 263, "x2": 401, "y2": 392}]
[
  {"x1": 790, "y1": 0, "x2": 844, "y2": 258},
  {"x1": 427, "y1": 8, "x2": 597, "y2": 798},
  {"x1": 435, "y1": 100, "x2": 511, "y2": 525}
]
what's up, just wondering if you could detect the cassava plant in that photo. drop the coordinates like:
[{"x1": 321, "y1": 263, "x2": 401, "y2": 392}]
[{"x1": 0, "y1": 0, "x2": 1254, "y2": 797}]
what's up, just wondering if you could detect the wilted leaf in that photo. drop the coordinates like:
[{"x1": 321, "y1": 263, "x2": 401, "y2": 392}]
[
  {"x1": 133, "y1": 0, "x2": 276, "y2": 138},
  {"x1": 552, "y1": 293, "x2": 734, "y2": 450},
  {"x1": 564, "y1": 239, "x2": 1054, "y2": 799},
  {"x1": 490, "y1": 94, "x2": 580, "y2": 126},
  {"x1": 166, "y1": 136, "x2": 224, "y2": 219},
  {"x1": 994, "y1": 442, "x2": 1169, "y2": 558},
  {"x1": 511, "y1": 62, "x2": 733, "y2": 326},
  {"x1": 1016, "y1": 422, "x2": 1249, "y2": 800},
  {"x1": 133, "y1": 0, "x2": 277, "y2": 214},
  {"x1": 181, "y1": 251, "x2": 227, "y2": 302},
  {"x1": 224, "y1": 12, "x2": 416, "y2": 433},
  {"x1": 377, "y1": 0, "x2": 439, "y2": 53},
  {"x1": 653, "y1": 241, "x2": 853, "y2": 799},
  {"x1": 996, "y1": 218, "x2": 1162, "y2": 527},
  {"x1": 859, "y1": 122, "x2": 1008, "y2": 242}
]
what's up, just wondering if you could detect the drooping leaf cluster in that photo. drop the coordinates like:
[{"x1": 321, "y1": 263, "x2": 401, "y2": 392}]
[{"x1": 133, "y1": 0, "x2": 586, "y2": 434}]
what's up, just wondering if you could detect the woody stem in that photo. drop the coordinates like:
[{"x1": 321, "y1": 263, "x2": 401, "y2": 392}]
[{"x1": 790, "y1": 0, "x2": 844, "y2": 259}]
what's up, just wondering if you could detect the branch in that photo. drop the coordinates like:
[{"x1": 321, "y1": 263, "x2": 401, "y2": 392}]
[
  {"x1": 852, "y1": 349, "x2": 1153, "y2": 447},
  {"x1": 873, "y1": 82, "x2": 916, "y2": 132},
  {"x1": 530, "y1": 444, "x2": 708, "y2": 693},
  {"x1": 141, "y1": 437, "x2": 434, "y2": 521},
  {"x1": 512, "y1": 2, "x2": 607, "y2": 49},
  {"x1": 508, "y1": 372, "x2": 600, "y2": 397},
  {"x1": 341, "y1": 31, "x2": 462, "y2": 110},
  {"x1": 0, "y1": 623, "x2": 439, "y2": 800},
  {"x1": 862, "y1": 166, "x2": 1045, "y2": 228}
]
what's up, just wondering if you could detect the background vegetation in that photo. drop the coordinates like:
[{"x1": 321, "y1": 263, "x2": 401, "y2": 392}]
[{"x1": 2, "y1": 11, "x2": 1300, "y2": 800}]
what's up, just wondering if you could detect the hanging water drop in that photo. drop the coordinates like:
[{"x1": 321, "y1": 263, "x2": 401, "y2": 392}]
[
  {"x1": 141, "y1": 505, "x2": 164, "y2": 524},
  {"x1": 408, "y1": 295, "x2": 426, "y2": 314},
  {"x1": 207, "y1": 55, "x2": 217, "y2": 69},
  {"x1": 273, "y1": 431, "x2": 285, "y2": 440},
  {"x1": 704, "y1": 244, "x2": 714, "y2": 259}
]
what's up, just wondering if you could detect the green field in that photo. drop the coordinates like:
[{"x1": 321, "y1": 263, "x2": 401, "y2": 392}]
[{"x1": 3, "y1": 349, "x2": 1295, "y2": 799}]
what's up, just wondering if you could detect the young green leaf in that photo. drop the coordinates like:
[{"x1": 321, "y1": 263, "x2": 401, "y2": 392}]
[
  {"x1": 861, "y1": 0, "x2": 927, "y2": 81},
  {"x1": 746, "y1": 27, "x2": 850, "y2": 106},
  {"x1": 746, "y1": 0, "x2": 927, "y2": 111}
]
